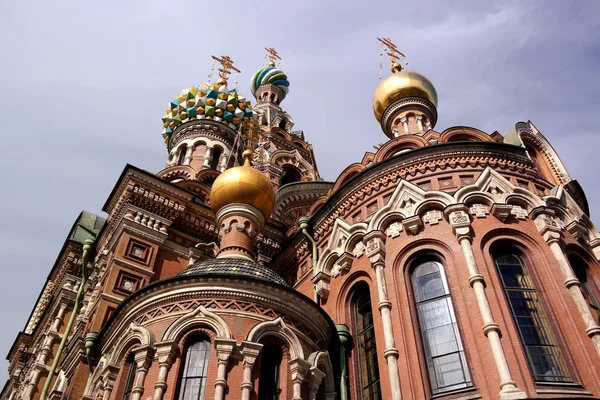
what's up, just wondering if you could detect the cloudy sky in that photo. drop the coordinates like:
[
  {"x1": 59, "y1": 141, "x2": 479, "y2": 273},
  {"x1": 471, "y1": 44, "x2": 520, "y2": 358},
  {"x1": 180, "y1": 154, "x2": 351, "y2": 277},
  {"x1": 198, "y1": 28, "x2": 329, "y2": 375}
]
[{"x1": 0, "y1": 0, "x2": 599, "y2": 382}]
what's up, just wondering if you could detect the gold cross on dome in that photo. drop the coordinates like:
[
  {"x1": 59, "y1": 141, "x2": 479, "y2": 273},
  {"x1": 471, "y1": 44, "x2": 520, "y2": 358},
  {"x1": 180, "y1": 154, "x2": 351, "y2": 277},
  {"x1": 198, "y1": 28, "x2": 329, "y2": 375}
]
[
  {"x1": 242, "y1": 117, "x2": 262, "y2": 149},
  {"x1": 377, "y1": 37, "x2": 408, "y2": 71},
  {"x1": 211, "y1": 55, "x2": 241, "y2": 81},
  {"x1": 264, "y1": 47, "x2": 282, "y2": 66}
]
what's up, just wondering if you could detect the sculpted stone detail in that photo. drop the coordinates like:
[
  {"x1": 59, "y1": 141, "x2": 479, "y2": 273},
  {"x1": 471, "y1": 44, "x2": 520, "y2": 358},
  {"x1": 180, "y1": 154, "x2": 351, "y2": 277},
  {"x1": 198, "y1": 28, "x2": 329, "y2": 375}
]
[
  {"x1": 510, "y1": 205, "x2": 528, "y2": 220},
  {"x1": 423, "y1": 210, "x2": 443, "y2": 225},
  {"x1": 469, "y1": 203, "x2": 489, "y2": 218},
  {"x1": 353, "y1": 242, "x2": 365, "y2": 257},
  {"x1": 385, "y1": 222, "x2": 403, "y2": 238}
]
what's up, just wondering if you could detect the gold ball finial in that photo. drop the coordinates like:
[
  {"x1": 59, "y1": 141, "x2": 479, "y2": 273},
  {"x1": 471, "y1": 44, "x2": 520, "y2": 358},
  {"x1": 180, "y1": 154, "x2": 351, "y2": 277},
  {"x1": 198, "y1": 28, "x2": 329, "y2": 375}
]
[
  {"x1": 242, "y1": 149, "x2": 254, "y2": 164},
  {"x1": 216, "y1": 77, "x2": 227, "y2": 86},
  {"x1": 391, "y1": 62, "x2": 403, "y2": 73},
  {"x1": 268, "y1": 61, "x2": 275, "y2": 67}
]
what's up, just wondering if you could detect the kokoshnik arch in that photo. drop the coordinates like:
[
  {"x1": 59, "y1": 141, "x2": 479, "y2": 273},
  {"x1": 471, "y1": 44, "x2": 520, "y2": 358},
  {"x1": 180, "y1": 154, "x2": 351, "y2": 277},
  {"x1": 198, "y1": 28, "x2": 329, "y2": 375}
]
[{"x1": 3, "y1": 42, "x2": 600, "y2": 400}]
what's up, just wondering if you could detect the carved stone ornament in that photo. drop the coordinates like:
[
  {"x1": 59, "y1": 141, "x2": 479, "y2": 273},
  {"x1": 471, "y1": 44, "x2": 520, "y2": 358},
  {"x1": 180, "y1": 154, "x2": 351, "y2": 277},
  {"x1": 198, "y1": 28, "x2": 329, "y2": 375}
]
[
  {"x1": 385, "y1": 222, "x2": 403, "y2": 238},
  {"x1": 331, "y1": 252, "x2": 353, "y2": 278},
  {"x1": 402, "y1": 215, "x2": 423, "y2": 235},
  {"x1": 423, "y1": 210, "x2": 443, "y2": 225},
  {"x1": 490, "y1": 204, "x2": 513, "y2": 222},
  {"x1": 353, "y1": 241, "x2": 365, "y2": 258},
  {"x1": 312, "y1": 271, "x2": 331, "y2": 299},
  {"x1": 510, "y1": 205, "x2": 528, "y2": 220},
  {"x1": 469, "y1": 203, "x2": 489, "y2": 218}
]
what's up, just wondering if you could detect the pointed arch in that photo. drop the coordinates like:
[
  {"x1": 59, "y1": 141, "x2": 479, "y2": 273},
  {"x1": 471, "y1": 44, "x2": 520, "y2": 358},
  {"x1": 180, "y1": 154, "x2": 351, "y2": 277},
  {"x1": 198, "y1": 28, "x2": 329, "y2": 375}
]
[
  {"x1": 162, "y1": 305, "x2": 232, "y2": 341},
  {"x1": 246, "y1": 317, "x2": 304, "y2": 360},
  {"x1": 369, "y1": 179, "x2": 453, "y2": 231}
]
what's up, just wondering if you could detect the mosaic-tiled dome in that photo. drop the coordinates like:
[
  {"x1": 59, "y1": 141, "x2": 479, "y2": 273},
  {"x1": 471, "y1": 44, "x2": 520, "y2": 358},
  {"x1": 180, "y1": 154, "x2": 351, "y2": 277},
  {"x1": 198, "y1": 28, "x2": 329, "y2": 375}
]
[
  {"x1": 179, "y1": 257, "x2": 287, "y2": 286},
  {"x1": 162, "y1": 81, "x2": 257, "y2": 144}
]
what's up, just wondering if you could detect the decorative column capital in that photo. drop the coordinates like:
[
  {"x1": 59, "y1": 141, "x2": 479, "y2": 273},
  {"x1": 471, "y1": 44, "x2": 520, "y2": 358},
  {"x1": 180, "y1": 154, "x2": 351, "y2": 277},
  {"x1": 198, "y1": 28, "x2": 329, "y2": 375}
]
[
  {"x1": 132, "y1": 345, "x2": 154, "y2": 370},
  {"x1": 363, "y1": 230, "x2": 386, "y2": 265},
  {"x1": 491, "y1": 203, "x2": 513, "y2": 222},
  {"x1": 240, "y1": 341, "x2": 263, "y2": 366},
  {"x1": 289, "y1": 358, "x2": 311, "y2": 383},
  {"x1": 530, "y1": 207, "x2": 562, "y2": 244},
  {"x1": 308, "y1": 367, "x2": 326, "y2": 391},
  {"x1": 566, "y1": 220, "x2": 589, "y2": 243},
  {"x1": 154, "y1": 341, "x2": 178, "y2": 367},
  {"x1": 214, "y1": 338, "x2": 236, "y2": 362},
  {"x1": 445, "y1": 204, "x2": 472, "y2": 242}
]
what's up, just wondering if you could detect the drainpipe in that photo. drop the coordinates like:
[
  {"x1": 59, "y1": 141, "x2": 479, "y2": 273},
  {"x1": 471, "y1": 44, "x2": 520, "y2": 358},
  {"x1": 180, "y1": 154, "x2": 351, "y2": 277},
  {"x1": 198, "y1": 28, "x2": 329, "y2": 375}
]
[
  {"x1": 40, "y1": 238, "x2": 95, "y2": 400},
  {"x1": 298, "y1": 217, "x2": 319, "y2": 303},
  {"x1": 336, "y1": 324, "x2": 352, "y2": 400}
]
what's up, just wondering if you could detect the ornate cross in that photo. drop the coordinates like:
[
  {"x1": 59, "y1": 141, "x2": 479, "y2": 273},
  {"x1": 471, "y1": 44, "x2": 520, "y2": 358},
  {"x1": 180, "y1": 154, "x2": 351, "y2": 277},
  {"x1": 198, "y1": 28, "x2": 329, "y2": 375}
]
[
  {"x1": 469, "y1": 204, "x2": 489, "y2": 218},
  {"x1": 211, "y1": 55, "x2": 241, "y2": 81},
  {"x1": 386, "y1": 222, "x2": 403, "y2": 238},
  {"x1": 264, "y1": 47, "x2": 282, "y2": 66},
  {"x1": 423, "y1": 210, "x2": 443, "y2": 225},
  {"x1": 377, "y1": 37, "x2": 408, "y2": 71}
]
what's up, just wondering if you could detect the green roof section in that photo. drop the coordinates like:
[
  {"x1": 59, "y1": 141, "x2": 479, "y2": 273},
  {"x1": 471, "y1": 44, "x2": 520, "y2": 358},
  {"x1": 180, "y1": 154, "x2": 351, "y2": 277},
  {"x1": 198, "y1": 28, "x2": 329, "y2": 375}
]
[{"x1": 68, "y1": 211, "x2": 106, "y2": 244}]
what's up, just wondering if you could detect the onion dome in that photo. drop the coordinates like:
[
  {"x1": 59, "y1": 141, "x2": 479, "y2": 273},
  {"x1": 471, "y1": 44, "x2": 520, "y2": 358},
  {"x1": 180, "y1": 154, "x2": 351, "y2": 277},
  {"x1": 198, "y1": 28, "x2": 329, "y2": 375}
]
[
  {"x1": 250, "y1": 65, "x2": 290, "y2": 100},
  {"x1": 179, "y1": 257, "x2": 287, "y2": 286},
  {"x1": 210, "y1": 150, "x2": 276, "y2": 218},
  {"x1": 372, "y1": 63, "x2": 438, "y2": 122},
  {"x1": 161, "y1": 79, "x2": 256, "y2": 143}
]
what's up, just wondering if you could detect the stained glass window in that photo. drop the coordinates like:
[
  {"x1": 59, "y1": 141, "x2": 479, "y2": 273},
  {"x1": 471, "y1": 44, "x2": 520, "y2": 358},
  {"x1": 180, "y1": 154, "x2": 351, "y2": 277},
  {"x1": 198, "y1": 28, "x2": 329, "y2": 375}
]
[
  {"x1": 411, "y1": 260, "x2": 472, "y2": 394},
  {"x1": 178, "y1": 340, "x2": 210, "y2": 400},
  {"x1": 354, "y1": 288, "x2": 381, "y2": 400},
  {"x1": 493, "y1": 250, "x2": 571, "y2": 382}
]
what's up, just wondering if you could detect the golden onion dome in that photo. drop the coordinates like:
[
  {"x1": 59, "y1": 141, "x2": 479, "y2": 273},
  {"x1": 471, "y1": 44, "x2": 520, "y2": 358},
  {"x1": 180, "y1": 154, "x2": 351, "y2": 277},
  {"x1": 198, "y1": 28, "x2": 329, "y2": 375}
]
[
  {"x1": 210, "y1": 150, "x2": 276, "y2": 218},
  {"x1": 372, "y1": 66, "x2": 438, "y2": 122}
]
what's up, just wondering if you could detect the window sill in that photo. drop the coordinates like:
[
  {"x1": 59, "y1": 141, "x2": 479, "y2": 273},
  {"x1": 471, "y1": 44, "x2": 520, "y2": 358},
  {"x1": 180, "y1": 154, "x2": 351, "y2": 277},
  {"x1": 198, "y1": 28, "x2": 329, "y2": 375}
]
[
  {"x1": 431, "y1": 387, "x2": 480, "y2": 400},
  {"x1": 535, "y1": 381, "x2": 591, "y2": 395}
]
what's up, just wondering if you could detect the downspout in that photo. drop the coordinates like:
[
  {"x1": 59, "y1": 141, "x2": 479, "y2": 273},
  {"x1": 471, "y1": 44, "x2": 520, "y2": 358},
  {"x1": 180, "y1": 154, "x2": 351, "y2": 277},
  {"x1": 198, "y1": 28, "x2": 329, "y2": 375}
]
[
  {"x1": 336, "y1": 324, "x2": 352, "y2": 400},
  {"x1": 40, "y1": 238, "x2": 95, "y2": 400},
  {"x1": 83, "y1": 332, "x2": 98, "y2": 394},
  {"x1": 298, "y1": 217, "x2": 319, "y2": 303}
]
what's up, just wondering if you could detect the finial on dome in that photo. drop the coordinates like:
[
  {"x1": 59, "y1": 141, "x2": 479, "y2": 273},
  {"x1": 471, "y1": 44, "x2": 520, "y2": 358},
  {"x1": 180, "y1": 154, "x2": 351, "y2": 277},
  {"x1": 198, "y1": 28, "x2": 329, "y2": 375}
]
[
  {"x1": 211, "y1": 55, "x2": 240, "y2": 84},
  {"x1": 251, "y1": 48, "x2": 290, "y2": 103},
  {"x1": 264, "y1": 47, "x2": 282, "y2": 67},
  {"x1": 377, "y1": 37, "x2": 408, "y2": 73}
]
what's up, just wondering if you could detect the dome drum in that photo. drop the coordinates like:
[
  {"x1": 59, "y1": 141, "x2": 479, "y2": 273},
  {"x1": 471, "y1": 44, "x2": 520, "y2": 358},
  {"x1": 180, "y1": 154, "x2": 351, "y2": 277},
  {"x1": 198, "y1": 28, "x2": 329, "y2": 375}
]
[
  {"x1": 255, "y1": 84, "x2": 285, "y2": 105},
  {"x1": 381, "y1": 97, "x2": 438, "y2": 139},
  {"x1": 166, "y1": 119, "x2": 238, "y2": 152}
]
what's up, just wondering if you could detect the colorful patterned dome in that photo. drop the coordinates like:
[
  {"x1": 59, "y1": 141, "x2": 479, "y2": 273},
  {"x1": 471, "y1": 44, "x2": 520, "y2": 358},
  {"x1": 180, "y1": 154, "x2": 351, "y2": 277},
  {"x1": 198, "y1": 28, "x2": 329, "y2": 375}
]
[
  {"x1": 161, "y1": 81, "x2": 256, "y2": 144},
  {"x1": 250, "y1": 66, "x2": 290, "y2": 100},
  {"x1": 179, "y1": 257, "x2": 287, "y2": 286}
]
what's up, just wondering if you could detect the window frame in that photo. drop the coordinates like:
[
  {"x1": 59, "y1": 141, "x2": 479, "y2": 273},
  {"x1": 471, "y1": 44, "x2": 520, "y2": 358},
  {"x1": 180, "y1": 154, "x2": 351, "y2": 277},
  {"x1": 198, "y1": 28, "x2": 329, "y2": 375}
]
[
  {"x1": 492, "y1": 245, "x2": 573, "y2": 384},
  {"x1": 177, "y1": 338, "x2": 211, "y2": 400},
  {"x1": 122, "y1": 353, "x2": 137, "y2": 400},
  {"x1": 408, "y1": 257, "x2": 473, "y2": 395},
  {"x1": 568, "y1": 253, "x2": 600, "y2": 325}
]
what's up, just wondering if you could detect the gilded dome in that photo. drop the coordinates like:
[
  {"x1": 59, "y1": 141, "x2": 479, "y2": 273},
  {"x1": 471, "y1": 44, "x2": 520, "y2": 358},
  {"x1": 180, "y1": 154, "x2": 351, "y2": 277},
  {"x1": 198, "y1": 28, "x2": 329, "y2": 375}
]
[
  {"x1": 372, "y1": 69, "x2": 438, "y2": 122},
  {"x1": 210, "y1": 150, "x2": 276, "y2": 218}
]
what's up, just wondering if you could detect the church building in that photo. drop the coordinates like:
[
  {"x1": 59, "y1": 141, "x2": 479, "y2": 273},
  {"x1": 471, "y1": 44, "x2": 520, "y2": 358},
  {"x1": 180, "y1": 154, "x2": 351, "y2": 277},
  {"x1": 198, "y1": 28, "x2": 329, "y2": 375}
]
[{"x1": 3, "y1": 42, "x2": 600, "y2": 400}]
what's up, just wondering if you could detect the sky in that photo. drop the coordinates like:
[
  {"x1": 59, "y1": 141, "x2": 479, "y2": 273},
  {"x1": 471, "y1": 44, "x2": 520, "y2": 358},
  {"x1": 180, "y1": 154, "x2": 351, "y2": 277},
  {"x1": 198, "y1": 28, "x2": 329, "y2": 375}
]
[{"x1": 0, "y1": 0, "x2": 599, "y2": 383}]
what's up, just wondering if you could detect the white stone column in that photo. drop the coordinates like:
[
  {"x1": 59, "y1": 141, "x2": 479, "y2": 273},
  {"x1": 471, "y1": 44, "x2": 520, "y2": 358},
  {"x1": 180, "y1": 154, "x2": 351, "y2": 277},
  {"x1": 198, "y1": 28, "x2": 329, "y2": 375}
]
[
  {"x1": 289, "y1": 358, "x2": 311, "y2": 400},
  {"x1": 240, "y1": 342, "x2": 263, "y2": 400},
  {"x1": 219, "y1": 152, "x2": 228, "y2": 172},
  {"x1": 416, "y1": 115, "x2": 424, "y2": 133},
  {"x1": 203, "y1": 146, "x2": 213, "y2": 169},
  {"x1": 531, "y1": 208, "x2": 600, "y2": 355},
  {"x1": 445, "y1": 205, "x2": 526, "y2": 400},
  {"x1": 183, "y1": 145, "x2": 194, "y2": 166},
  {"x1": 152, "y1": 342, "x2": 177, "y2": 400},
  {"x1": 363, "y1": 231, "x2": 401, "y2": 400},
  {"x1": 51, "y1": 303, "x2": 68, "y2": 332},
  {"x1": 101, "y1": 371, "x2": 117, "y2": 400},
  {"x1": 400, "y1": 117, "x2": 409, "y2": 135},
  {"x1": 213, "y1": 338, "x2": 236, "y2": 400},
  {"x1": 131, "y1": 345, "x2": 154, "y2": 400}
]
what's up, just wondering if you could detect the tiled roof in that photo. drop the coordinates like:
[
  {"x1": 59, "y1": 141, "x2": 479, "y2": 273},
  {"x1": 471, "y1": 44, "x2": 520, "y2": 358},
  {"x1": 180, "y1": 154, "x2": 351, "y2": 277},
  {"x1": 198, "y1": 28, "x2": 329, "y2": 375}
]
[{"x1": 179, "y1": 257, "x2": 287, "y2": 286}]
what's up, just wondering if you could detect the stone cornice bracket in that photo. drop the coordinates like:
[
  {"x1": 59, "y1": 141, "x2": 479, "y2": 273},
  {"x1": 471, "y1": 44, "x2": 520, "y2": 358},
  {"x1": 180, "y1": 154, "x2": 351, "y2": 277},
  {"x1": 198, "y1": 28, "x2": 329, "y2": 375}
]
[
  {"x1": 444, "y1": 204, "x2": 472, "y2": 242},
  {"x1": 401, "y1": 215, "x2": 423, "y2": 235},
  {"x1": 312, "y1": 271, "x2": 331, "y2": 300},
  {"x1": 530, "y1": 206, "x2": 562, "y2": 244},
  {"x1": 490, "y1": 203, "x2": 513, "y2": 222},
  {"x1": 566, "y1": 220, "x2": 589, "y2": 243},
  {"x1": 154, "y1": 341, "x2": 178, "y2": 367},
  {"x1": 363, "y1": 230, "x2": 386, "y2": 265}
]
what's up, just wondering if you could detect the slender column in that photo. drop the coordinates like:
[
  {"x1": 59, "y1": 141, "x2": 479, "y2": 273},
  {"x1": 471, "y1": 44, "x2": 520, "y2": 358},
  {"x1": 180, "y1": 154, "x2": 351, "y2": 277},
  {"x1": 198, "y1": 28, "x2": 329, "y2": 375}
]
[
  {"x1": 400, "y1": 117, "x2": 409, "y2": 135},
  {"x1": 101, "y1": 372, "x2": 117, "y2": 400},
  {"x1": 219, "y1": 152, "x2": 228, "y2": 172},
  {"x1": 289, "y1": 358, "x2": 311, "y2": 400},
  {"x1": 51, "y1": 303, "x2": 68, "y2": 332},
  {"x1": 240, "y1": 342, "x2": 263, "y2": 400},
  {"x1": 203, "y1": 146, "x2": 213, "y2": 169},
  {"x1": 213, "y1": 338, "x2": 236, "y2": 400},
  {"x1": 531, "y1": 208, "x2": 600, "y2": 355},
  {"x1": 308, "y1": 368, "x2": 325, "y2": 400},
  {"x1": 415, "y1": 115, "x2": 424, "y2": 133},
  {"x1": 131, "y1": 345, "x2": 154, "y2": 400},
  {"x1": 446, "y1": 205, "x2": 526, "y2": 399},
  {"x1": 363, "y1": 231, "x2": 401, "y2": 400},
  {"x1": 183, "y1": 145, "x2": 194, "y2": 166},
  {"x1": 152, "y1": 342, "x2": 177, "y2": 400}
]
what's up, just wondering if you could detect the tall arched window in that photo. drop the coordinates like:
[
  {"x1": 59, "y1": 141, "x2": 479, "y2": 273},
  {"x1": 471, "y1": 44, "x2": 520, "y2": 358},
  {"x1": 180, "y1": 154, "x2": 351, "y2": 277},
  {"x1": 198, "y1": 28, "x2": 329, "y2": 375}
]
[
  {"x1": 411, "y1": 260, "x2": 471, "y2": 394},
  {"x1": 569, "y1": 254, "x2": 600, "y2": 324},
  {"x1": 122, "y1": 353, "x2": 137, "y2": 400},
  {"x1": 281, "y1": 166, "x2": 302, "y2": 186},
  {"x1": 352, "y1": 286, "x2": 381, "y2": 400},
  {"x1": 257, "y1": 343, "x2": 282, "y2": 400},
  {"x1": 178, "y1": 145, "x2": 188, "y2": 166},
  {"x1": 493, "y1": 248, "x2": 571, "y2": 382},
  {"x1": 178, "y1": 339, "x2": 211, "y2": 400},
  {"x1": 210, "y1": 148, "x2": 222, "y2": 170}
]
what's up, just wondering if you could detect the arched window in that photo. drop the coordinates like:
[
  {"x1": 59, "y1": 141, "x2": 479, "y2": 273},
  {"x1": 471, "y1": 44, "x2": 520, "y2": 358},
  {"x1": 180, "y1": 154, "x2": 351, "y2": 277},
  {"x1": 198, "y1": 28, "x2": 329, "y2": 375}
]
[
  {"x1": 352, "y1": 286, "x2": 381, "y2": 400},
  {"x1": 210, "y1": 148, "x2": 222, "y2": 170},
  {"x1": 411, "y1": 260, "x2": 471, "y2": 394},
  {"x1": 281, "y1": 166, "x2": 302, "y2": 186},
  {"x1": 178, "y1": 339, "x2": 211, "y2": 400},
  {"x1": 178, "y1": 146, "x2": 188, "y2": 165},
  {"x1": 122, "y1": 353, "x2": 137, "y2": 400},
  {"x1": 493, "y1": 248, "x2": 571, "y2": 382},
  {"x1": 257, "y1": 343, "x2": 282, "y2": 400},
  {"x1": 569, "y1": 254, "x2": 600, "y2": 324}
]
